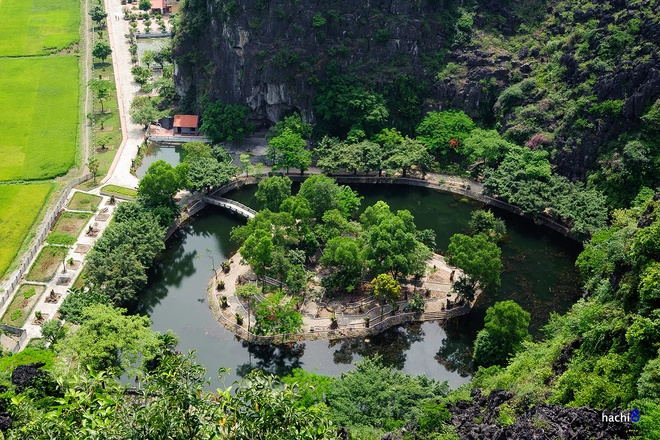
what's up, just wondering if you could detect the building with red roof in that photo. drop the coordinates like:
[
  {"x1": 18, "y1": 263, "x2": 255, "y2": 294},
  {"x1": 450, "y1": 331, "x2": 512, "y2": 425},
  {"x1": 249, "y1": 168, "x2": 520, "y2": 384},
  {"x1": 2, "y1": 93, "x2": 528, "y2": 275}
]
[{"x1": 173, "y1": 115, "x2": 199, "y2": 135}]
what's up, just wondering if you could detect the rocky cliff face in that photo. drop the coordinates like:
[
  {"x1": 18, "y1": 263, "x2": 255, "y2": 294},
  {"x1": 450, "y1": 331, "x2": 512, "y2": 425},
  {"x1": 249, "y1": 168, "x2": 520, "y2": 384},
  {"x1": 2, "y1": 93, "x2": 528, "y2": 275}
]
[
  {"x1": 175, "y1": 0, "x2": 660, "y2": 198},
  {"x1": 174, "y1": 0, "x2": 459, "y2": 125}
]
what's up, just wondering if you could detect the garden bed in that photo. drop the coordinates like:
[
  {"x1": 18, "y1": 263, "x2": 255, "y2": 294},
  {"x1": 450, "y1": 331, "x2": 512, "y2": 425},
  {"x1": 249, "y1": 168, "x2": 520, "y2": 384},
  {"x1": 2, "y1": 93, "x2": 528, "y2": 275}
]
[
  {"x1": 67, "y1": 192, "x2": 102, "y2": 211},
  {"x1": 100, "y1": 185, "x2": 137, "y2": 200},
  {"x1": 47, "y1": 211, "x2": 92, "y2": 242},
  {"x1": 1, "y1": 284, "x2": 45, "y2": 327},
  {"x1": 25, "y1": 246, "x2": 65, "y2": 282}
]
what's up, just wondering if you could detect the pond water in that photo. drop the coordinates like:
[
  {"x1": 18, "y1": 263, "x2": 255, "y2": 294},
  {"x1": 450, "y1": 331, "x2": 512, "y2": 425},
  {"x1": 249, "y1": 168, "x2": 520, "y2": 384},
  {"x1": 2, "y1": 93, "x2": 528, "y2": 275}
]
[
  {"x1": 134, "y1": 183, "x2": 582, "y2": 390},
  {"x1": 136, "y1": 145, "x2": 183, "y2": 178}
]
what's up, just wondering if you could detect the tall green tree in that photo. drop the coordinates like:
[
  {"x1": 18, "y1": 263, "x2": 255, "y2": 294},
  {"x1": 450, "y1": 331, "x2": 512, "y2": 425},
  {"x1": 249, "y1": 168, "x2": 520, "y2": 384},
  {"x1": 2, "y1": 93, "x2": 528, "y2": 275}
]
[
  {"x1": 446, "y1": 232, "x2": 502, "y2": 292},
  {"x1": 200, "y1": 99, "x2": 255, "y2": 143},
  {"x1": 56, "y1": 304, "x2": 160, "y2": 375},
  {"x1": 473, "y1": 300, "x2": 531, "y2": 367},
  {"x1": 266, "y1": 128, "x2": 311, "y2": 174},
  {"x1": 92, "y1": 41, "x2": 112, "y2": 63},
  {"x1": 255, "y1": 176, "x2": 292, "y2": 212},
  {"x1": 416, "y1": 110, "x2": 475, "y2": 155},
  {"x1": 185, "y1": 156, "x2": 238, "y2": 193},
  {"x1": 138, "y1": 160, "x2": 188, "y2": 206},
  {"x1": 240, "y1": 229, "x2": 274, "y2": 279},
  {"x1": 361, "y1": 201, "x2": 431, "y2": 279}
]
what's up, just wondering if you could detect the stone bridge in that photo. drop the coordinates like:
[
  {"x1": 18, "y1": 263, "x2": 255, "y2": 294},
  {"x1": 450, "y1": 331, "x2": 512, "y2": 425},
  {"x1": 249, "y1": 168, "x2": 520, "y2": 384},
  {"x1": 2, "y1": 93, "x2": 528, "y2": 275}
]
[{"x1": 202, "y1": 194, "x2": 257, "y2": 219}]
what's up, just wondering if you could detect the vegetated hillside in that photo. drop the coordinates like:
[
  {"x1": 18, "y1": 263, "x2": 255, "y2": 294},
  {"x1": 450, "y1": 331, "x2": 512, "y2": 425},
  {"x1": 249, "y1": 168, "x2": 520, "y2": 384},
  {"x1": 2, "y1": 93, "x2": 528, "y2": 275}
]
[{"x1": 174, "y1": 0, "x2": 660, "y2": 208}]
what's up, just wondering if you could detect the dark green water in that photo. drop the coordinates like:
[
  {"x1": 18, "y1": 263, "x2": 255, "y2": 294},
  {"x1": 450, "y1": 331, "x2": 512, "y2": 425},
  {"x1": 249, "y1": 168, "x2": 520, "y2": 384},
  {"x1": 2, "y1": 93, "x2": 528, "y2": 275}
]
[{"x1": 135, "y1": 183, "x2": 582, "y2": 389}]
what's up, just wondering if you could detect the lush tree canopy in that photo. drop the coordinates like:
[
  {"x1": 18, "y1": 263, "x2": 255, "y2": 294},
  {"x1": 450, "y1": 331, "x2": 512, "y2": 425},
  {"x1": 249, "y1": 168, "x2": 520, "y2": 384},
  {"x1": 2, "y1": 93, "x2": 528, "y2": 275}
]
[{"x1": 200, "y1": 98, "x2": 255, "y2": 143}]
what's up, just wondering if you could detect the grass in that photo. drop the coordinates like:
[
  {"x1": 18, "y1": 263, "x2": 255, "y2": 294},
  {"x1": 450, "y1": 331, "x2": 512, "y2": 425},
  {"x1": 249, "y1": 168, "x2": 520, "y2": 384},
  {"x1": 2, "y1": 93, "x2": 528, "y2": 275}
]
[
  {"x1": 0, "y1": 183, "x2": 54, "y2": 278},
  {"x1": 0, "y1": 56, "x2": 80, "y2": 181},
  {"x1": 101, "y1": 184, "x2": 137, "y2": 200},
  {"x1": 26, "y1": 245, "x2": 65, "y2": 282},
  {"x1": 67, "y1": 192, "x2": 102, "y2": 211},
  {"x1": 47, "y1": 211, "x2": 92, "y2": 242},
  {"x1": 0, "y1": 0, "x2": 80, "y2": 57},
  {"x1": 0, "y1": 348, "x2": 55, "y2": 372},
  {"x1": 1, "y1": 284, "x2": 45, "y2": 326}
]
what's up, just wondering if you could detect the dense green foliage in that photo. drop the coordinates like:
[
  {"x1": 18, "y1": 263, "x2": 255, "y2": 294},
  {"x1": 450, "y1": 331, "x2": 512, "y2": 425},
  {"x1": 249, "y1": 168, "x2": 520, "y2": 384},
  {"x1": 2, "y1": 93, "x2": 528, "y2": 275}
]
[
  {"x1": 84, "y1": 202, "x2": 165, "y2": 307},
  {"x1": 200, "y1": 98, "x2": 255, "y2": 143},
  {"x1": 473, "y1": 300, "x2": 531, "y2": 367}
]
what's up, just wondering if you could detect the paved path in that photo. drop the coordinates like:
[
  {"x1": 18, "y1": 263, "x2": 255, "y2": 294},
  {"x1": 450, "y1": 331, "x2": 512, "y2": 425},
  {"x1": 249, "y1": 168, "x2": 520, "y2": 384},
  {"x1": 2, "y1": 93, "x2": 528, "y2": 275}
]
[{"x1": 100, "y1": 0, "x2": 141, "y2": 189}]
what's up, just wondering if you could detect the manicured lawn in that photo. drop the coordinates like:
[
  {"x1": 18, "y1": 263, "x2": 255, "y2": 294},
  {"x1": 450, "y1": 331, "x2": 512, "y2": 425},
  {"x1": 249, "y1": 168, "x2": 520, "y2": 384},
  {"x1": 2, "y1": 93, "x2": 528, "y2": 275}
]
[
  {"x1": 101, "y1": 184, "x2": 137, "y2": 200},
  {"x1": 0, "y1": 183, "x2": 54, "y2": 278},
  {"x1": 1, "y1": 284, "x2": 44, "y2": 327},
  {"x1": 0, "y1": 56, "x2": 79, "y2": 181},
  {"x1": 0, "y1": 0, "x2": 80, "y2": 56},
  {"x1": 67, "y1": 192, "x2": 102, "y2": 211},
  {"x1": 47, "y1": 211, "x2": 92, "y2": 242},
  {"x1": 26, "y1": 245, "x2": 64, "y2": 282}
]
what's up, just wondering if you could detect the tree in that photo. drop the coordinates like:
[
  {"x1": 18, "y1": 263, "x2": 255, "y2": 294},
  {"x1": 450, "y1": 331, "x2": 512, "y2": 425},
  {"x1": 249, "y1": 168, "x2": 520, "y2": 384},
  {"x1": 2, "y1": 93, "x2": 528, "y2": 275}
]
[
  {"x1": 236, "y1": 283, "x2": 261, "y2": 333},
  {"x1": 89, "y1": 4, "x2": 107, "y2": 26},
  {"x1": 200, "y1": 99, "x2": 255, "y2": 143},
  {"x1": 266, "y1": 128, "x2": 311, "y2": 174},
  {"x1": 473, "y1": 300, "x2": 531, "y2": 367},
  {"x1": 129, "y1": 96, "x2": 160, "y2": 128},
  {"x1": 239, "y1": 153, "x2": 252, "y2": 176},
  {"x1": 59, "y1": 289, "x2": 110, "y2": 324},
  {"x1": 468, "y1": 210, "x2": 507, "y2": 242},
  {"x1": 88, "y1": 157, "x2": 99, "y2": 182},
  {"x1": 131, "y1": 65, "x2": 152, "y2": 88},
  {"x1": 185, "y1": 156, "x2": 238, "y2": 193},
  {"x1": 240, "y1": 229, "x2": 274, "y2": 280},
  {"x1": 89, "y1": 79, "x2": 114, "y2": 113},
  {"x1": 255, "y1": 176, "x2": 292, "y2": 212},
  {"x1": 326, "y1": 356, "x2": 449, "y2": 429},
  {"x1": 182, "y1": 141, "x2": 212, "y2": 160},
  {"x1": 41, "y1": 319, "x2": 64, "y2": 346},
  {"x1": 266, "y1": 112, "x2": 313, "y2": 140},
  {"x1": 447, "y1": 233, "x2": 502, "y2": 296},
  {"x1": 416, "y1": 110, "x2": 475, "y2": 155},
  {"x1": 372, "y1": 273, "x2": 402, "y2": 317},
  {"x1": 298, "y1": 174, "x2": 341, "y2": 218},
  {"x1": 385, "y1": 137, "x2": 434, "y2": 177},
  {"x1": 460, "y1": 128, "x2": 514, "y2": 166},
  {"x1": 139, "y1": 0, "x2": 151, "y2": 11},
  {"x1": 56, "y1": 304, "x2": 159, "y2": 375},
  {"x1": 361, "y1": 201, "x2": 431, "y2": 279},
  {"x1": 142, "y1": 49, "x2": 155, "y2": 68},
  {"x1": 254, "y1": 291, "x2": 303, "y2": 335},
  {"x1": 92, "y1": 41, "x2": 112, "y2": 63},
  {"x1": 320, "y1": 236, "x2": 363, "y2": 293},
  {"x1": 138, "y1": 160, "x2": 188, "y2": 206}
]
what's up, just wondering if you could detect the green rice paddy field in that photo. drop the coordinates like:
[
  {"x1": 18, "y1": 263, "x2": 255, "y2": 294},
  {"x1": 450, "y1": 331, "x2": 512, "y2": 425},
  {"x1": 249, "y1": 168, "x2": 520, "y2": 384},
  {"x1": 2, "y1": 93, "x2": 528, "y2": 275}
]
[
  {"x1": 0, "y1": 183, "x2": 54, "y2": 277},
  {"x1": 0, "y1": 56, "x2": 79, "y2": 181},
  {"x1": 0, "y1": 0, "x2": 80, "y2": 57}
]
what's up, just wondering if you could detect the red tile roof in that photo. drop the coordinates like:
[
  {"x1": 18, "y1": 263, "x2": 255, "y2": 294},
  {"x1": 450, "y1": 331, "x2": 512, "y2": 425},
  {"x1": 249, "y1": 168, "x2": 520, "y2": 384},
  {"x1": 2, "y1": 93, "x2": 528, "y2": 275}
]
[
  {"x1": 150, "y1": 0, "x2": 166, "y2": 9},
  {"x1": 173, "y1": 115, "x2": 199, "y2": 128}
]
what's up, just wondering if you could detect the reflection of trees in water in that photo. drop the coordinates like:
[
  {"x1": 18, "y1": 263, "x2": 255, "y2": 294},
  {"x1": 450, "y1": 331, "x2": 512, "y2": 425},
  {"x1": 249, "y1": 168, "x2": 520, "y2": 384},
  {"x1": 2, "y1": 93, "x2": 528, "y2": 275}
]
[
  {"x1": 235, "y1": 341, "x2": 306, "y2": 378},
  {"x1": 434, "y1": 319, "x2": 475, "y2": 378},
  {"x1": 329, "y1": 323, "x2": 425, "y2": 370},
  {"x1": 133, "y1": 235, "x2": 198, "y2": 316}
]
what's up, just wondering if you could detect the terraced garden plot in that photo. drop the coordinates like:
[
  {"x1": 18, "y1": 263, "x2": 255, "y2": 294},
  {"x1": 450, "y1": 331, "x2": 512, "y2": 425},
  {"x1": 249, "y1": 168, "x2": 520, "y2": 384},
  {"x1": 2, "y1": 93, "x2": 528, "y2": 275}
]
[
  {"x1": 1, "y1": 284, "x2": 44, "y2": 327},
  {"x1": 47, "y1": 211, "x2": 92, "y2": 242},
  {"x1": 0, "y1": 56, "x2": 79, "y2": 181},
  {"x1": 0, "y1": 0, "x2": 80, "y2": 56},
  {"x1": 0, "y1": 183, "x2": 54, "y2": 277},
  {"x1": 26, "y1": 245, "x2": 65, "y2": 282},
  {"x1": 67, "y1": 192, "x2": 102, "y2": 211}
]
